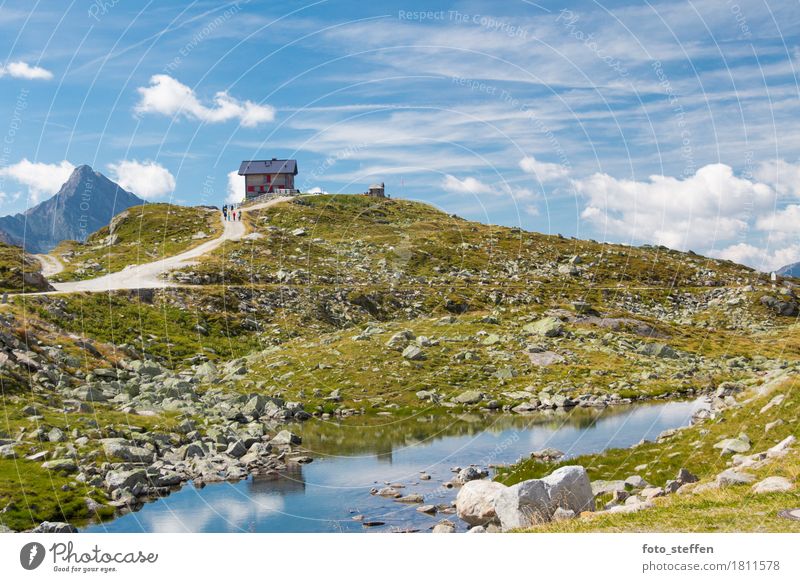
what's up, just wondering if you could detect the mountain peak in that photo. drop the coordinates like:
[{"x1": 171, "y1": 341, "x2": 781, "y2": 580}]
[{"x1": 0, "y1": 164, "x2": 144, "y2": 253}]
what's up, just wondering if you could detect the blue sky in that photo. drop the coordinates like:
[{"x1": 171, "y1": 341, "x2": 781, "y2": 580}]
[{"x1": 1, "y1": 0, "x2": 799, "y2": 270}]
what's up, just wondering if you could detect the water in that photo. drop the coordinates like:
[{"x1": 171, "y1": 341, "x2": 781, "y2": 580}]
[{"x1": 84, "y1": 399, "x2": 704, "y2": 533}]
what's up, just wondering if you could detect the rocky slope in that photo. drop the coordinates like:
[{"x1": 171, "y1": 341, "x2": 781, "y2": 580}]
[
  {"x1": 0, "y1": 241, "x2": 53, "y2": 292},
  {"x1": 50, "y1": 203, "x2": 222, "y2": 282},
  {"x1": 0, "y1": 165, "x2": 143, "y2": 253},
  {"x1": 0, "y1": 193, "x2": 797, "y2": 532}
]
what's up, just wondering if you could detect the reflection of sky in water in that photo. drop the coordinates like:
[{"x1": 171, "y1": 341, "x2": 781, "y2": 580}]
[{"x1": 85, "y1": 399, "x2": 704, "y2": 533}]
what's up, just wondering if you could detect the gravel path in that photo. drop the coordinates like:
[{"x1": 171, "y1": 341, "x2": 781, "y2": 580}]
[
  {"x1": 42, "y1": 197, "x2": 289, "y2": 293},
  {"x1": 34, "y1": 253, "x2": 65, "y2": 278}
]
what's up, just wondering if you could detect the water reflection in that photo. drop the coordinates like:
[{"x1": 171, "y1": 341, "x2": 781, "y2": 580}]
[{"x1": 85, "y1": 399, "x2": 704, "y2": 533}]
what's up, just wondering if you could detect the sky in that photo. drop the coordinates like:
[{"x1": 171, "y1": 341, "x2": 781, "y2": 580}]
[{"x1": 0, "y1": 0, "x2": 799, "y2": 271}]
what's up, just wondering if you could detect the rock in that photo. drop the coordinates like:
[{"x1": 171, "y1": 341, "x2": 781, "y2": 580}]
[
  {"x1": 495, "y1": 466, "x2": 594, "y2": 530},
  {"x1": 376, "y1": 487, "x2": 402, "y2": 498},
  {"x1": 386, "y1": 330, "x2": 415, "y2": 350},
  {"x1": 467, "y1": 525, "x2": 486, "y2": 533},
  {"x1": 101, "y1": 438, "x2": 153, "y2": 462},
  {"x1": 531, "y1": 448, "x2": 565, "y2": 461},
  {"x1": 226, "y1": 440, "x2": 248, "y2": 458},
  {"x1": 0, "y1": 444, "x2": 16, "y2": 459},
  {"x1": 716, "y1": 469, "x2": 755, "y2": 487},
  {"x1": 432, "y1": 519, "x2": 456, "y2": 533},
  {"x1": 767, "y1": 435, "x2": 795, "y2": 458},
  {"x1": 604, "y1": 500, "x2": 654, "y2": 514},
  {"x1": 105, "y1": 468, "x2": 148, "y2": 491},
  {"x1": 417, "y1": 504, "x2": 437, "y2": 514},
  {"x1": 522, "y1": 317, "x2": 564, "y2": 337},
  {"x1": 395, "y1": 494, "x2": 424, "y2": 504},
  {"x1": 527, "y1": 351, "x2": 565, "y2": 366},
  {"x1": 180, "y1": 442, "x2": 206, "y2": 459},
  {"x1": 752, "y1": 476, "x2": 793, "y2": 494},
  {"x1": 640, "y1": 487, "x2": 664, "y2": 500},
  {"x1": 551, "y1": 507, "x2": 576, "y2": 521},
  {"x1": 676, "y1": 468, "x2": 699, "y2": 484},
  {"x1": 401, "y1": 345, "x2": 425, "y2": 361},
  {"x1": 32, "y1": 521, "x2": 77, "y2": 533},
  {"x1": 624, "y1": 475, "x2": 649, "y2": 489},
  {"x1": 271, "y1": 430, "x2": 302, "y2": 446},
  {"x1": 457, "y1": 466, "x2": 487, "y2": 482},
  {"x1": 591, "y1": 480, "x2": 627, "y2": 496},
  {"x1": 638, "y1": 342, "x2": 678, "y2": 359},
  {"x1": 453, "y1": 390, "x2": 482, "y2": 405},
  {"x1": 455, "y1": 479, "x2": 506, "y2": 526},
  {"x1": 714, "y1": 434, "x2": 751, "y2": 455},
  {"x1": 48, "y1": 427, "x2": 66, "y2": 442},
  {"x1": 291, "y1": 228, "x2": 307, "y2": 237},
  {"x1": 41, "y1": 459, "x2": 77, "y2": 473}
]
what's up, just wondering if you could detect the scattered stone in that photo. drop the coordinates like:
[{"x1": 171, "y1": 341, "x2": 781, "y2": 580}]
[
  {"x1": 432, "y1": 519, "x2": 456, "y2": 533},
  {"x1": 752, "y1": 476, "x2": 793, "y2": 494},
  {"x1": 716, "y1": 469, "x2": 755, "y2": 487}
]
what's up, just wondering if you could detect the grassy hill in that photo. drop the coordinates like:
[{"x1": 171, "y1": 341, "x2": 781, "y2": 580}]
[
  {"x1": 0, "y1": 241, "x2": 52, "y2": 292},
  {"x1": 49, "y1": 203, "x2": 222, "y2": 282},
  {"x1": 172, "y1": 194, "x2": 761, "y2": 288},
  {"x1": 0, "y1": 193, "x2": 797, "y2": 532}
]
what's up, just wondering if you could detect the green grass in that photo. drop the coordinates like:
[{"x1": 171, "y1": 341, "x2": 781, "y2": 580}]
[
  {"x1": 178, "y1": 194, "x2": 765, "y2": 288},
  {"x1": 493, "y1": 377, "x2": 800, "y2": 531},
  {"x1": 51, "y1": 203, "x2": 222, "y2": 282},
  {"x1": 0, "y1": 241, "x2": 48, "y2": 293}
]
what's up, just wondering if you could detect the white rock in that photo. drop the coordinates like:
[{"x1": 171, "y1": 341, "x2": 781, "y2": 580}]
[
  {"x1": 752, "y1": 476, "x2": 793, "y2": 494},
  {"x1": 495, "y1": 465, "x2": 594, "y2": 530},
  {"x1": 455, "y1": 479, "x2": 506, "y2": 526}
]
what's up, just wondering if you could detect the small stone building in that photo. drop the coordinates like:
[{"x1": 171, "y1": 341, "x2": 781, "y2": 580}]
[{"x1": 367, "y1": 182, "x2": 385, "y2": 198}]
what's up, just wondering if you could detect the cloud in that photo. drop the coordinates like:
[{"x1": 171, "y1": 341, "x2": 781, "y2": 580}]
[
  {"x1": 754, "y1": 159, "x2": 800, "y2": 198},
  {"x1": 574, "y1": 163, "x2": 775, "y2": 250},
  {"x1": 307, "y1": 186, "x2": 327, "y2": 194},
  {"x1": 519, "y1": 156, "x2": 570, "y2": 181},
  {"x1": 0, "y1": 61, "x2": 53, "y2": 80},
  {"x1": 226, "y1": 171, "x2": 243, "y2": 203},
  {"x1": 107, "y1": 160, "x2": 175, "y2": 200},
  {"x1": 755, "y1": 204, "x2": 800, "y2": 238},
  {"x1": 713, "y1": 243, "x2": 800, "y2": 273},
  {"x1": 135, "y1": 75, "x2": 275, "y2": 127},
  {"x1": 441, "y1": 174, "x2": 492, "y2": 195},
  {"x1": 0, "y1": 159, "x2": 74, "y2": 204}
]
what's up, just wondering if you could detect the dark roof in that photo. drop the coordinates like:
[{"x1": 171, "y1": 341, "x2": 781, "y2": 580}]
[{"x1": 238, "y1": 159, "x2": 298, "y2": 175}]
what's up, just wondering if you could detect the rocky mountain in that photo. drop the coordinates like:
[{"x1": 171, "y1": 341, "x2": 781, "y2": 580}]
[
  {"x1": 0, "y1": 165, "x2": 143, "y2": 253},
  {"x1": 777, "y1": 261, "x2": 800, "y2": 278}
]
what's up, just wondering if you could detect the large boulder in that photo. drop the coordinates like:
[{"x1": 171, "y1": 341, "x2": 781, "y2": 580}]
[
  {"x1": 522, "y1": 317, "x2": 564, "y2": 338},
  {"x1": 455, "y1": 480, "x2": 506, "y2": 526},
  {"x1": 495, "y1": 466, "x2": 594, "y2": 530},
  {"x1": 105, "y1": 468, "x2": 148, "y2": 491},
  {"x1": 101, "y1": 438, "x2": 153, "y2": 462}
]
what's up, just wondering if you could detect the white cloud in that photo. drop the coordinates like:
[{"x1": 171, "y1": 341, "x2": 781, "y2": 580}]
[
  {"x1": 754, "y1": 159, "x2": 800, "y2": 198},
  {"x1": 574, "y1": 163, "x2": 775, "y2": 250},
  {"x1": 519, "y1": 156, "x2": 570, "y2": 182},
  {"x1": 0, "y1": 159, "x2": 74, "y2": 204},
  {"x1": 226, "y1": 171, "x2": 243, "y2": 203},
  {"x1": 107, "y1": 160, "x2": 175, "y2": 200},
  {"x1": 442, "y1": 174, "x2": 492, "y2": 195},
  {"x1": 135, "y1": 75, "x2": 275, "y2": 127},
  {"x1": 307, "y1": 186, "x2": 327, "y2": 194},
  {"x1": 713, "y1": 242, "x2": 800, "y2": 273},
  {"x1": 0, "y1": 61, "x2": 53, "y2": 80},
  {"x1": 755, "y1": 204, "x2": 800, "y2": 238}
]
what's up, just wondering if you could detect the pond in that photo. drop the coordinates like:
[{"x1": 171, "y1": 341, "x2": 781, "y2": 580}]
[{"x1": 84, "y1": 398, "x2": 705, "y2": 533}]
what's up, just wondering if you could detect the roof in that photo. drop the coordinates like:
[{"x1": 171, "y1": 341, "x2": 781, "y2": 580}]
[{"x1": 238, "y1": 159, "x2": 298, "y2": 176}]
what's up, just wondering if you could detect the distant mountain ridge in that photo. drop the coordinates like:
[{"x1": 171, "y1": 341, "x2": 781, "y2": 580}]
[
  {"x1": 0, "y1": 165, "x2": 144, "y2": 253},
  {"x1": 777, "y1": 262, "x2": 800, "y2": 278}
]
